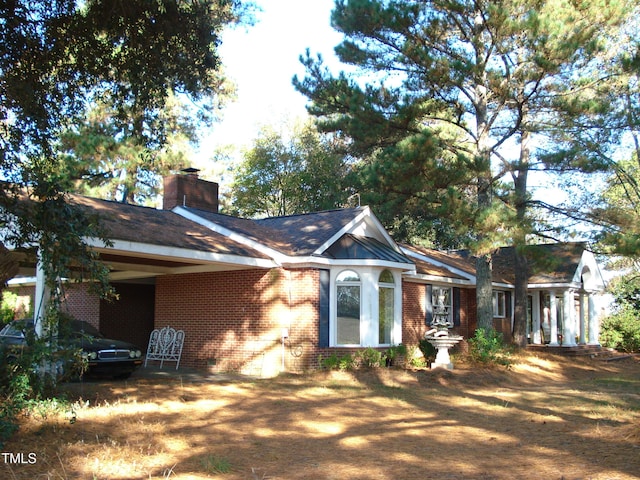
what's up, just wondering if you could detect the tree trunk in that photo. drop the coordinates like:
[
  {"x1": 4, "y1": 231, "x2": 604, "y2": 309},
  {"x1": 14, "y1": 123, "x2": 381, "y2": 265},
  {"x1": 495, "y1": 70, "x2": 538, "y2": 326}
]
[
  {"x1": 513, "y1": 247, "x2": 529, "y2": 347},
  {"x1": 476, "y1": 253, "x2": 494, "y2": 331},
  {"x1": 512, "y1": 129, "x2": 531, "y2": 347},
  {"x1": 475, "y1": 171, "x2": 494, "y2": 331}
]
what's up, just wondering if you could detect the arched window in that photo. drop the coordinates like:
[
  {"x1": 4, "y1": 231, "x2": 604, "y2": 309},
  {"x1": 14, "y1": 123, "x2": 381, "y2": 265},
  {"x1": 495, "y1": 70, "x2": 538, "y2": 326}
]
[
  {"x1": 378, "y1": 270, "x2": 395, "y2": 344},
  {"x1": 336, "y1": 270, "x2": 361, "y2": 345}
]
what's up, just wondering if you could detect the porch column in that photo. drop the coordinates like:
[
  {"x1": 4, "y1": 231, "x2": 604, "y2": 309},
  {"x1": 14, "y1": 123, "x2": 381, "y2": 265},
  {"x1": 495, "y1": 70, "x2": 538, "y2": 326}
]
[
  {"x1": 34, "y1": 250, "x2": 50, "y2": 337},
  {"x1": 549, "y1": 291, "x2": 559, "y2": 346},
  {"x1": 562, "y1": 290, "x2": 577, "y2": 347},
  {"x1": 588, "y1": 293, "x2": 600, "y2": 346},
  {"x1": 531, "y1": 291, "x2": 542, "y2": 344},
  {"x1": 579, "y1": 292, "x2": 586, "y2": 344}
]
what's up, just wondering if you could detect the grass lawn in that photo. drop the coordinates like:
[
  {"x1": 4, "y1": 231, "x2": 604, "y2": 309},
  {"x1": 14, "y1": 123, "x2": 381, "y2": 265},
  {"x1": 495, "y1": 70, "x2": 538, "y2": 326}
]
[{"x1": 3, "y1": 352, "x2": 639, "y2": 480}]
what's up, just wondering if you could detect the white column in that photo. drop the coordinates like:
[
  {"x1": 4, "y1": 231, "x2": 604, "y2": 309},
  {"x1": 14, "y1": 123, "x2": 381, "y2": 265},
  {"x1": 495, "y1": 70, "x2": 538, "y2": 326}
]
[
  {"x1": 563, "y1": 290, "x2": 577, "y2": 347},
  {"x1": 588, "y1": 293, "x2": 600, "y2": 346},
  {"x1": 34, "y1": 251, "x2": 50, "y2": 337},
  {"x1": 549, "y1": 291, "x2": 559, "y2": 346},
  {"x1": 532, "y1": 291, "x2": 542, "y2": 344},
  {"x1": 579, "y1": 292, "x2": 586, "y2": 344}
]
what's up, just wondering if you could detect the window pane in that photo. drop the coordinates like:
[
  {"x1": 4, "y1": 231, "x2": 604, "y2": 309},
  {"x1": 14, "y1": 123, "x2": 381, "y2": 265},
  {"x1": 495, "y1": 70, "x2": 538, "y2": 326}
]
[
  {"x1": 493, "y1": 291, "x2": 506, "y2": 317},
  {"x1": 379, "y1": 286, "x2": 393, "y2": 344},
  {"x1": 379, "y1": 270, "x2": 394, "y2": 284},
  {"x1": 337, "y1": 270, "x2": 360, "y2": 282},
  {"x1": 337, "y1": 285, "x2": 360, "y2": 344}
]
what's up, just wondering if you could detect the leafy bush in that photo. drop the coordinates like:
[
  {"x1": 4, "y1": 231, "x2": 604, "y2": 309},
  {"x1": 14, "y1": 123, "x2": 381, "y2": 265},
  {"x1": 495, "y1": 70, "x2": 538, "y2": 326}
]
[
  {"x1": 600, "y1": 308, "x2": 640, "y2": 352},
  {"x1": 320, "y1": 346, "x2": 410, "y2": 370},
  {"x1": 319, "y1": 352, "x2": 356, "y2": 370},
  {"x1": 357, "y1": 347, "x2": 383, "y2": 368},
  {"x1": 0, "y1": 291, "x2": 18, "y2": 325},
  {"x1": 405, "y1": 345, "x2": 427, "y2": 368},
  {"x1": 418, "y1": 338, "x2": 436, "y2": 363},
  {"x1": 468, "y1": 328, "x2": 512, "y2": 367},
  {"x1": 0, "y1": 310, "x2": 83, "y2": 448}
]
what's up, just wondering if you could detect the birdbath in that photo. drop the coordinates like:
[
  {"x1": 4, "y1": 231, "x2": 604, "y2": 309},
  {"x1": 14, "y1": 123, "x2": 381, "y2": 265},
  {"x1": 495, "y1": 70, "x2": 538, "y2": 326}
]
[{"x1": 425, "y1": 317, "x2": 463, "y2": 370}]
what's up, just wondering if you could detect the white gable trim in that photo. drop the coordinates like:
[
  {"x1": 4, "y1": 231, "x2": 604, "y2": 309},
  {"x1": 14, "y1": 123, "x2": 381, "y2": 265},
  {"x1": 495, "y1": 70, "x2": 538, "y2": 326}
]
[
  {"x1": 313, "y1": 206, "x2": 402, "y2": 256},
  {"x1": 573, "y1": 250, "x2": 607, "y2": 291},
  {"x1": 172, "y1": 206, "x2": 288, "y2": 265}
]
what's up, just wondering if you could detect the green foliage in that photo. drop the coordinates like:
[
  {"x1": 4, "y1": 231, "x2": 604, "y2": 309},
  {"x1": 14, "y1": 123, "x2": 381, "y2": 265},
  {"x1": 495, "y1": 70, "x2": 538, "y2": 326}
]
[
  {"x1": 418, "y1": 338, "x2": 436, "y2": 363},
  {"x1": 0, "y1": 310, "x2": 86, "y2": 447},
  {"x1": 468, "y1": 328, "x2": 513, "y2": 367},
  {"x1": 200, "y1": 454, "x2": 233, "y2": 474},
  {"x1": 58, "y1": 92, "x2": 205, "y2": 205},
  {"x1": 319, "y1": 352, "x2": 356, "y2": 371},
  {"x1": 319, "y1": 346, "x2": 408, "y2": 371},
  {"x1": 228, "y1": 120, "x2": 350, "y2": 217},
  {"x1": 600, "y1": 271, "x2": 640, "y2": 353},
  {"x1": 0, "y1": 291, "x2": 18, "y2": 325},
  {"x1": 358, "y1": 347, "x2": 383, "y2": 368},
  {"x1": 601, "y1": 307, "x2": 640, "y2": 353}
]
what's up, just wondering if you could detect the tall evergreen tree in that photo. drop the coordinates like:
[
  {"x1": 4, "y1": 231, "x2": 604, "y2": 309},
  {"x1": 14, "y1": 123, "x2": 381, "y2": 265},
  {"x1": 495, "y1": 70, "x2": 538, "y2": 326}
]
[
  {"x1": 1, "y1": 0, "x2": 244, "y2": 291},
  {"x1": 295, "y1": 0, "x2": 633, "y2": 334}
]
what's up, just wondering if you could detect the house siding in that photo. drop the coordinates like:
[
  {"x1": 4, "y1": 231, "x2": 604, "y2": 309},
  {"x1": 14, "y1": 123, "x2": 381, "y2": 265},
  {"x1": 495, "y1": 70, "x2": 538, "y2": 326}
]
[{"x1": 154, "y1": 268, "x2": 322, "y2": 375}]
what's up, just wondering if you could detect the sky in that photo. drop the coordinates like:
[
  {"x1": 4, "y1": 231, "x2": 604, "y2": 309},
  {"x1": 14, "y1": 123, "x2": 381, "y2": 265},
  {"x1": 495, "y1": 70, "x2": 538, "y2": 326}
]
[
  {"x1": 193, "y1": 0, "x2": 570, "y2": 208},
  {"x1": 196, "y1": 0, "x2": 344, "y2": 164}
]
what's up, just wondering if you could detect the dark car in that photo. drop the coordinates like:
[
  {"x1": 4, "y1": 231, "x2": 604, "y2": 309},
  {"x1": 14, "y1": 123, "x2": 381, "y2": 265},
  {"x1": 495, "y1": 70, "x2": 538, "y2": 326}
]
[{"x1": 0, "y1": 318, "x2": 143, "y2": 379}]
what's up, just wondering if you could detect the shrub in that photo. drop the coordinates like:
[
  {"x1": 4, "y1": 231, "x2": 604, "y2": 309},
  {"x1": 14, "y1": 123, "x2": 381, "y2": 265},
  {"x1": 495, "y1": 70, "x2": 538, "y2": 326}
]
[
  {"x1": 384, "y1": 344, "x2": 407, "y2": 366},
  {"x1": 600, "y1": 308, "x2": 640, "y2": 353},
  {"x1": 0, "y1": 291, "x2": 18, "y2": 325},
  {"x1": 357, "y1": 347, "x2": 383, "y2": 368},
  {"x1": 318, "y1": 352, "x2": 355, "y2": 371},
  {"x1": 418, "y1": 338, "x2": 436, "y2": 363},
  {"x1": 468, "y1": 328, "x2": 512, "y2": 367}
]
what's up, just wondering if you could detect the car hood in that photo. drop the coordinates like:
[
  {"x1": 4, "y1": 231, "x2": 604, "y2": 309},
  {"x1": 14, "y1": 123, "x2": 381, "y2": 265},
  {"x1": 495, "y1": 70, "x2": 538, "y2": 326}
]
[{"x1": 76, "y1": 336, "x2": 139, "y2": 352}]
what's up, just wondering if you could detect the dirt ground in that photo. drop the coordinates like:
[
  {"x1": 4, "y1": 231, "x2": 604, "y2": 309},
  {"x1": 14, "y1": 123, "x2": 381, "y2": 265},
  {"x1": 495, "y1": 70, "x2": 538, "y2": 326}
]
[{"x1": 3, "y1": 352, "x2": 640, "y2": 480}]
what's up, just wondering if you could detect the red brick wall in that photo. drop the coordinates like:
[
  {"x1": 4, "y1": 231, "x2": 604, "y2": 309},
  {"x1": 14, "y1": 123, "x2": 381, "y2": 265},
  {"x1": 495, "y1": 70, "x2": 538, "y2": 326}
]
[
  {"x1": 9, "y1": 283, "x2": 101, "y2": 327},
  {"x1": 60, "y1": 283, "x2": 101, "y2": 328},
  {"x1": 154, "y1": 268, "x2": 321, "y2": 374},
  {"x1": 402, "y1": 280, "x2": 428, "y2": 345}
]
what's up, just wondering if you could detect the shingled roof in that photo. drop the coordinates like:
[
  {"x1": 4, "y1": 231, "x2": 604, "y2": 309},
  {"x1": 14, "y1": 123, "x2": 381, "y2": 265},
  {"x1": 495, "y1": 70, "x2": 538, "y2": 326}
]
[
  {"x1": 181, "y1": 206, "x2": 370, "y2": 256},
  {"x1": 70, "y1": 195, "x2": 269, "y2": 259},
  {"x1": 403, "y1": 242, "x2": 593, "y2": 287}
]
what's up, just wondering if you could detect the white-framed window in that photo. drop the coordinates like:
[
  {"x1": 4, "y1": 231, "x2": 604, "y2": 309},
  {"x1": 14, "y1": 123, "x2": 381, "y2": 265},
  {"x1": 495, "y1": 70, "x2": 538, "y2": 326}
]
[
  {"x1": 493, "y1": 290, "x2": 506, "y2": 318},
  {"x1": 331, "y1": 268, "x2": 401, "y2": 347},
  {"x1": 378, "y1": 270, "x2": 395, "y2": 345},
  {"x1": 432, "y1": 286, "x2": 452, "y2": 327},
  {"x1": 336, "y1": 270, "x2": 361, "y2": 345}
]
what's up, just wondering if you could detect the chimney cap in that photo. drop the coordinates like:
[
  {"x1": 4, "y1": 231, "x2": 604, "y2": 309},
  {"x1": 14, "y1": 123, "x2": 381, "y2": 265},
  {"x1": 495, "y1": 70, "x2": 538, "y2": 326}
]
[{"x1": 181, "y1": 167, "x2": 200, "y2": 175}]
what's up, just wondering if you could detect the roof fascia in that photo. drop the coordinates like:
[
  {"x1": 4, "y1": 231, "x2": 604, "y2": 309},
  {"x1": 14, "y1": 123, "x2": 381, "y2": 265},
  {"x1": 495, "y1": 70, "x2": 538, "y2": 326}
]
[
  {"x1": 403, "y1": 273, "x2": 474, "y2": 287},
  {"x1": 528, "y1": 282, "x2": 581, "y2": 290},
  {"x1": 281, "y1": 256, "x2": 416, "y2": 273},
  {"x1": 85, "y1": 238, "x2": 277, "y2": 269}
]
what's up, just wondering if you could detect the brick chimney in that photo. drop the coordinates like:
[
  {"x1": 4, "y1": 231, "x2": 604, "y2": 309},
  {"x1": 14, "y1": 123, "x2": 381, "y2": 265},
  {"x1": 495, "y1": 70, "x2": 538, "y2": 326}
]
[{"x1": 163, "y1": 168, "x2": 219, "y2": 213}]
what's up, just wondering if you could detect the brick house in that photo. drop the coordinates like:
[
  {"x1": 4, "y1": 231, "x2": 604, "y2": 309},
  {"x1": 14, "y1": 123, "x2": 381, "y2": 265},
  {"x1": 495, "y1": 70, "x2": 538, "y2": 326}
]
[{"x1": 7, "y1": 173, "x2": 608, "y2": 375}]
